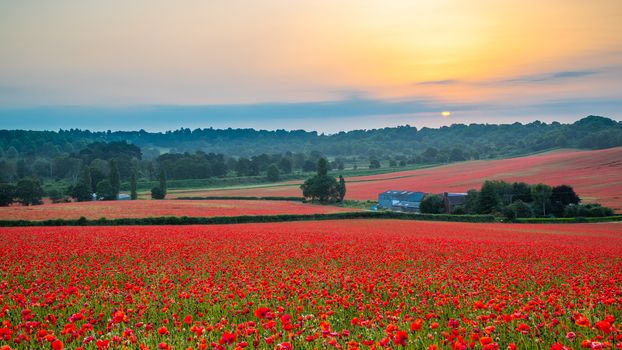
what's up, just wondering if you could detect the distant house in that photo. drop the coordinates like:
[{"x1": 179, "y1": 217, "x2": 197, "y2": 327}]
[
  {"x1": 443, "y1": 192, "x2": 467, "y2": 213},
  {"x1": 378, "y1": 190, "x2": 425, "y2": 212},
  {"x1": 117, "y1": 193, "x2": 131, "y2": 200}
]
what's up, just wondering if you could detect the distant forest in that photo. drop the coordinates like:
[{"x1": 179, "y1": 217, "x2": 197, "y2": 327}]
[{"x1": 0, "y1": 115, "x2": 621, "y2": 184}]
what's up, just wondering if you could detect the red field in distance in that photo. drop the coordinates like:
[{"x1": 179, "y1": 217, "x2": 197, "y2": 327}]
[
  {"x1": 0, "y1": 199, "x2": 358, "y2": 221},
  {"x1": 0, "y1": 220, "x2": 620, "y2": 349},
  {"x1": 190, "y1": 147, "x2": 622, "y2": 211}
]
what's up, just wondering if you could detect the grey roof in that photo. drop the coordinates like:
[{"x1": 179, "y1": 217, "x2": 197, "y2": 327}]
[{"x1": 379, "y1": 190, "x2": 425, "y2": 201}]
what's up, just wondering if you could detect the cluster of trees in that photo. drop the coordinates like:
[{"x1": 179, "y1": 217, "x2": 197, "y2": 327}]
[
  {"x1": 0, "y1": 178, "x2": 45, "y2": 206},
  {"x1": 66, "y1": 159, "x2": 131, "y2": 201},
  {"x1": 420, "y1": 180, "x2": 614, "y2": 218},
  {"x1": 300, "y1": 158, "x2": 346, "y2": 203}
]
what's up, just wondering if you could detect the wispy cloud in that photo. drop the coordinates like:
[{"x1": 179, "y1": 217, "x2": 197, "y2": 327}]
[
  {"x1": 415, "y1": 79, "x2": 461, "y2": 86},
  {"x1": 501, "y1": 70, "x2": 600, "y2": 84}
]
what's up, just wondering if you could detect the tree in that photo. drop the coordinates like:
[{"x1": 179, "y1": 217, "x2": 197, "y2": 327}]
[
  {"x1": 16, "y1": 159, "x2": 27, "y2": 179},
  {"x1": 551, "y1": 185, "x2": 580, "y2": 217},
  {"x1": 15, "y1": 177, "x2": 44, "y2": 206},
  {"x1": 463, "y1": 189, "x2": 479, "y2": 214},
  {"x1": 266, "y1": 164, "x2": 280, "y2": 182},
  {"x1": 369, "y1": 159, "x2": 381, "y2": 169},
  {"x1": 503, "y1": 200, "x2": 533, "y2": 219},
  {"x1": 300, "y1": 158, "x2": 339, "y2": 202},
  {"x1": 531, "y1": 183, "x2": 552, "y2": 216},
  {"x1": 96, "y1": 180, "x2": 116, "y2": 200},
  {"x1": 158, "y1": 169, "x2": 167, "y2": 197},
  {"x1": 6, "y1": 146, "x2": 18, "y2": 159},
  {"x1": 512, "y1": 182, "x2": 532, "y2": 203},
  {"x1": 151, "y1": 187, "x2": 166, "y2": 200},
  {"x1": 317, "y1": 158, "x2": 329, "y2": 176},
  {"x1": 0, "y1": 183, "x2": 15, "y2": 206},
  {"x1": 477, "y1": 181, "x2": 500, "y2": 214},
  {"x1": 420, "y1": 194, "x2": 445, "y2": 214},
  {"x1": 278, "y1": 157, "x2": 293, "y2": 174},
  {"x1": 130, "y1": 171, "x2": 138, "y2": 200},
  {"x1": 109, "y1": 159, "x2": 120, "y2": 200},
  {"x1": 72, "y1": 166, "x2": 93, "y2": 202},
  {"x1": 302, "y1": 160, "x2": 316, "y2": 172},
  {"x1": 337, "y1": 175, "x2": 346, "y2": 202}
]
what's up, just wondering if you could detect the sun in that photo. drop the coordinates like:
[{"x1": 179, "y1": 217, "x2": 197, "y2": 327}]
[{"x1": 441, "y1": 111, "x2": 451, "y2": 117}]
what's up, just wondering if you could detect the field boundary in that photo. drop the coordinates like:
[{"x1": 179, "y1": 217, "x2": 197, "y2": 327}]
[
  {"x1": 175, "y1": 196, "x2": 305, "y2": 201},
  {"x1": 0, "y1": 211, "x2": 496, "y2": 227},
  {"x1": 513, "y1": 216, "x2": 622, "y2": 223}
]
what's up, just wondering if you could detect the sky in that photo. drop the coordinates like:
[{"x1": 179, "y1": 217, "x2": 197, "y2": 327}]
[{"x1": 0, "y1": 0, "x2": 621, "y2": 132}]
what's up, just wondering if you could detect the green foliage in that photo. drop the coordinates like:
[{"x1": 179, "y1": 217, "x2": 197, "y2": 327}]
[
  {"x1": 0, "y1": 183, "x2": 15, "y2": 206},
  {"x1": 477, "y1": 181, "x2": 501, "y2": 214},
  {"x1": 47, "y1": 188, "x2": 64, "y2": 203},
  {"x1": 369, "y1": 159, "x2": 381, "y2": 169},
  {"x1": 130, "y1": 171, "x2": 138, "y2": 200},
  {"x1": 563, "y1": 203, "x2": 614, "y2": 217},
  {"x1": 463, "y1": 189, "x2": 479, "y2": 213},
  {"x1": 420, "y1": 194, "x2": 445, "y2": 214},
  {"x1": 317, "y1": 158, "x2": 329, "y2": 176},
  {"x1": 503, "y1": 200, "x2": 533, "y2": 219},
  {"x1": 15, "y1": 177, "x2": 44, "y2": 206},
  {"x1": 337, "y1": 175, "x2": 346, "y2": 202},
  {"x1": 71, "y1": 183, "x2": 92, "y2": 202},
  {"x1": 512, "y1": 182, "x2": 532, "y2": 202},
  {"x1": 158, "y1": 169, "x2": 167, "y2": 198},
  {"x1": 108, "y1": 159, "x2": 120, "y2": 199},
  {"x1": 151, "y1": 186, "x2": 166, "y2": 200},
  {"x1": 96, "y1": 180, "x2": 116, "y2": 200},
  {"x1": 300, "y1": 158, "x2": 339, "y2": 203},
  {"x1": 551, "y1": 185, "x2": 580, "y2": 216},
  {"x1": 531, "y1": 183, "x2": 553, "y2": 216},
  {"x1": 266, "y1": 164, "x2": 280, "y2": 182},
  {"x1": 70, "y1": 166, "x2": 94, "y2": 202}
]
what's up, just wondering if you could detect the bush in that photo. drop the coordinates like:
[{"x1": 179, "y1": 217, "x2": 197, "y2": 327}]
[
  {"x1": 48, "y1": 189, "x2": 65, "y2": 203},
  {"x1": 0, "y1": 183, "x2": 15, "y2": 206},
  {"x1": 151, "y1": 187, "x2": 166, "y2": 200},
  {"x1": 96, "y1": 180, "x2": 117, "y2": 200},
  {"x1": 504, "y1": 200, "x2": 533, "y2": 219},
  {"x1": 420, "y1": 194, "x2": 445, "y2": 214},
  {"x1": 564, "y1": 203, "x2": 614, "y2": 217},
  {"x1": 451, "y1": 206, "x2": 466, "y2": 215}
]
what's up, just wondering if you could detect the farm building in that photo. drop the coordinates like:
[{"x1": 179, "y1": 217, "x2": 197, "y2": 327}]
[
  {"x1": 443, "y1": 192, "x2": 467, "y2": 213},
  {"x1": 378, "y1": 190, "x2": 425, "y2": 212}
]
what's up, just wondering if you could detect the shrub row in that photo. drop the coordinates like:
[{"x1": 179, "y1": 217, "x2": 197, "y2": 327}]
[
  {"x1": 513, "y1": 215, "x2": 622, "y2": 224},
  {"x1": 176, "y1": 196, "x2": 305, "y2": 201},
  {"x1": 0, "y1": 211, "x2": 496, "y2": 227}
]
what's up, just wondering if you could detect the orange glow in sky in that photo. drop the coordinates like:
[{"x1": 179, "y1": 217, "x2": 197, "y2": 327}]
[{"x1": 0, "y1": 0, "x2": 620, "y2": 130}]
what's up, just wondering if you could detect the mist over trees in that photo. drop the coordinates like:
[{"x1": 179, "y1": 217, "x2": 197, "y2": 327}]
[{"x1": 0, "y1": 116, "x2": 620, "y2": 194}]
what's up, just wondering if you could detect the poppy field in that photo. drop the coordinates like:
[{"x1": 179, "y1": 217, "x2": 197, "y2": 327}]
[
  {"x1": 0, "y1": 200, "x2": 358, "y2": 221},
  {"x1": 1, "y1": 219, "x2": 621, "y2": 349},
  {"x1": 179, "y1": 147, "x2": 622, "y2": 212}
]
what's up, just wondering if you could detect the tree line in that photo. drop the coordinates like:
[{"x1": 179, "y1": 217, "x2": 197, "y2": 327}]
[
  {"x1": 419, "y1": 181, "x2": 614, "y2": 218},
  {"x1": 1, "y1": 115, "x2": 620, "y2": 175}
]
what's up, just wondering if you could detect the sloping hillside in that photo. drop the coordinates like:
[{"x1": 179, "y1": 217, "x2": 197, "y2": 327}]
[{"x1": 178, "y1": 147, "x2": 622, "y2": 211}]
